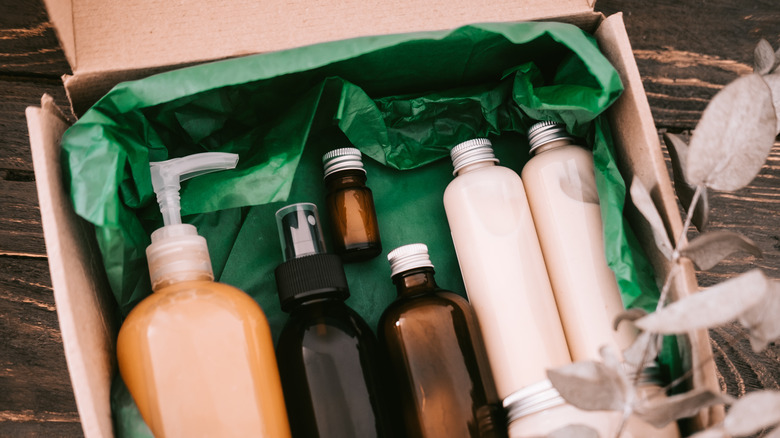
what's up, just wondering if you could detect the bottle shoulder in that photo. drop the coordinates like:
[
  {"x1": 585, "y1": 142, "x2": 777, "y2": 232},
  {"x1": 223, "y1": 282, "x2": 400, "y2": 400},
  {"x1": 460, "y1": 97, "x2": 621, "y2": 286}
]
[
  {"x1": 380, "y1": 290, "x2": 473, "y2": 324},
  {"x1": 120, "y1": 280, "x2": 266, "y2": 330},
  {"x1": 445, "y1": 164, "x2": 523, "y2": 193},
  {"x1": 523, "y1": 145, "x2": 593, "y2": 173},
  {"x1": 281, "y1": 300, "x2": 373, "y2": 339}
]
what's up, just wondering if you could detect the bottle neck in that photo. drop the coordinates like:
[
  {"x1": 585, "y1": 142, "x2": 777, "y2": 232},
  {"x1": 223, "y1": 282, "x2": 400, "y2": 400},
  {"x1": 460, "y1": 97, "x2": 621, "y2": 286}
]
[
  {"x1": 286, "y1": 295, "x2": 342, "y2": 312},
  {"x1": 147, "y1": 224, "x2": 214, "y2": 292},
  {"x1": 153, "y1": 271, "x2": 214, "y2": 291},
  {"x1": 530, "y1": 139, "x2": 578, "y2": 157},
  {"x1": 455, "y1": 160, "x2": 496, "y2": 176},
  {"x1": 392, "y1": 267, "x2": 439, "y2": 297},
  {"x1": 324, "y1": 169, "x2": 366, "y2": 190}
]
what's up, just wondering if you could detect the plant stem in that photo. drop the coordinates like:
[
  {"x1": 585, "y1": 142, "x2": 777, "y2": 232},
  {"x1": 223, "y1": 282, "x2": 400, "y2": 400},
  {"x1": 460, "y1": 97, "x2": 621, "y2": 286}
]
[
  {"x1": 654, "y1": 183, "x2": 703, "y2": 311},
  {"x1": 677, "y1": 184, "x2": 704, "y2": 250}
]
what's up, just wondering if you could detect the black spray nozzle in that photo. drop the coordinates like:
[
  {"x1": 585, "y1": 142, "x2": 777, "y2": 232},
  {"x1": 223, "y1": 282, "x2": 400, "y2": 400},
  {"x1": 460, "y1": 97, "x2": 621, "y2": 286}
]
[{"x1": 274, "y1": 202, "x2": 349, "y2": 312}]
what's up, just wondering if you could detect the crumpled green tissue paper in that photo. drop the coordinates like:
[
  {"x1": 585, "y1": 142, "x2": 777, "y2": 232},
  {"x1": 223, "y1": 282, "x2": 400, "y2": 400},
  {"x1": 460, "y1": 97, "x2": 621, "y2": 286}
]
[{"x1": 60, "y1": 21, "x2": 665, "y2": 435}]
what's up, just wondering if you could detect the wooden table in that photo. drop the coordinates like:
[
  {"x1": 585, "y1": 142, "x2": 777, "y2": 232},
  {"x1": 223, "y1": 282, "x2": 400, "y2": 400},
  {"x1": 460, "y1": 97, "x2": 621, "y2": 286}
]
[{"x1": 1, "y1": 0, "x2": 778, "y2": 435}]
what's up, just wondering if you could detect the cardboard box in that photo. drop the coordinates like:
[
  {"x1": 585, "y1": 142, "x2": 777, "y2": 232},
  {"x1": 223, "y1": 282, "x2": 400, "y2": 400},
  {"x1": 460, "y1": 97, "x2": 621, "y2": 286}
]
[{"x1": 26, "y1": 0, "x2": 724, "y2": 436}]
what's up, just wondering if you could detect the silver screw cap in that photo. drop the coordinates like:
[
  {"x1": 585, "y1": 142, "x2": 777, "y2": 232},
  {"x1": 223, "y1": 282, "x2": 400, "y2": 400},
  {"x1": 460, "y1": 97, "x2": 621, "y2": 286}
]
[
  {"x1": 503, "y1": 379, "x2": 566, "y2": 423},
  {"x1": 450, "y1": 138, "x2": 499, "y2": 176},
  {"x1": 387, "y1": 243, "x2": 434, "y2": 277},
  {"x1": 323, "y1": 147, "x2": 365, "y2": 178},
  {"x1": 527, "y1": 121, "x2": 573, "y2": 155}
]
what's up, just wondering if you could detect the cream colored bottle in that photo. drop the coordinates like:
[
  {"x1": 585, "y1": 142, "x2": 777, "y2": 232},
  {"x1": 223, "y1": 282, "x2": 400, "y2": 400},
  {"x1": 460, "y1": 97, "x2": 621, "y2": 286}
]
[
  {"x1": 442, "y1": 138, "x2": 571, "y2": 399},
  {"x1": 520, "y1": 122, "x2": 680, "y2": 437},
  {"x1": 520, "y1": 121, "x2": 635, "y2": 361},
  {"x1": 116, "y1": 153, "x2": 292, "y2": 438}
]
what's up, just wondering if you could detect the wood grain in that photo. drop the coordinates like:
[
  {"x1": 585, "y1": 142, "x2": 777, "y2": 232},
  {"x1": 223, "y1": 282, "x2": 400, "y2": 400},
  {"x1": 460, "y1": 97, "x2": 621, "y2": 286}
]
[
  {"x1": 0, "y1": 0, "x2": 777, "y2": 436},
  {"x1": 596, "y1": 0, "x2": 780, "y2": 129}
]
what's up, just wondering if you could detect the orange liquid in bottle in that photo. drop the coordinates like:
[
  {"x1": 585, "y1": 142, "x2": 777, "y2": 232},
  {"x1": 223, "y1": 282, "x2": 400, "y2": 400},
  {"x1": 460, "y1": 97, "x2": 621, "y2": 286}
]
[{"x1": 117, "y1": 279, "x2": 291, "y2": 438}]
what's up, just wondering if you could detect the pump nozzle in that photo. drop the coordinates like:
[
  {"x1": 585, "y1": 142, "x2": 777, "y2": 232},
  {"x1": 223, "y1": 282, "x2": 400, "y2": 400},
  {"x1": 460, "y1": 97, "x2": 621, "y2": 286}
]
[{"x1": 150, "y1": 152, "x2": 239, "y2": 226}]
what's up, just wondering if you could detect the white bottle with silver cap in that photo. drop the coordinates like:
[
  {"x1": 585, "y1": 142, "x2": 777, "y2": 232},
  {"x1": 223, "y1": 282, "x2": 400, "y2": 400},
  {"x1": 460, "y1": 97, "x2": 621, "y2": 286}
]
[
  {"x1": 520, "y1": 121, "x2": 680, "y2": 438},
  {"x1": 442, "y1": 138, "x2": 571, "y2": 400},
  {"x1": 521, "y1": 121, "x2": 636, "y2": 362}
]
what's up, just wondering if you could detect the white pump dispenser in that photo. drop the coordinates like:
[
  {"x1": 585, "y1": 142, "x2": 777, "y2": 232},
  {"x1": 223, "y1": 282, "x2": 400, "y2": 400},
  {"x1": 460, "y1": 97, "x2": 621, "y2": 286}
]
[{"x1": 145, "y1": 152, "x2": 238, "y2": 290}]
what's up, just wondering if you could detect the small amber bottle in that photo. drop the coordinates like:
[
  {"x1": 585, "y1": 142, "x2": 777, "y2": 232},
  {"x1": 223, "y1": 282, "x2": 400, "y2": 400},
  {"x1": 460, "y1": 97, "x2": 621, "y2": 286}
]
[
  {"x1": 378, "y1": 243, "x2": 506, "y2": 438},
  {"x1": 322, "y1": 148, "x2": 381, "y2": 262}
]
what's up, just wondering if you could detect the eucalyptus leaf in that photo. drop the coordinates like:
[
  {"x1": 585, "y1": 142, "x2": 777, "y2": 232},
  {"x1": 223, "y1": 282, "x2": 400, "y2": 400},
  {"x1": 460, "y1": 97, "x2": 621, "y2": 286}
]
[
  {"x1": 663, "y1": 132, "x2": 709, "y2": 231},
  {"x1": 754, "y1": 39, "x2": 776, "y2": 75},
  {"x1": 765, "y1": 425, "x2": 780, "y2": 438},
  {"x1": 737, "y1": 279, "x2": 780, "y2": 352},
  {"x1": 622, "y1": 330, "x2": 660, "y2": 373},
  {"x1": 613, "y1": 308, "x2": 648, "y2": 330},
  {"x1": 629, "y1": 177, "x2": 674, "y2": 259},
  {"x1": 688, "y1": 426, "x2": 728, "y2": 438},
  {"x1": 634, "y1": 388, "x2": 727, "y2": 429},
  {"x1": 762, "y1": 72, "x2": 780, "y2": 133},
  {"x1": 635, "y1": 269, "x2": 769, "y2": 334},
  {"x1": 547, "y1": 361, "x2": 628, "y2": 411},
  {"x1": 679, "y1": 230, "x2": 762, "y2": 270},
  {"x1": 546, "y1": 424, "x2": 601, "y2": 438},
  {"x1": 686, "y1": 73, "x2": 777, "y2": 191},
  {"x1": 774, "y1": 46, "x2": 780, "y2": 73},
  {"x1": 723, "y1": 390, "x2": 780, "y2": 436}
]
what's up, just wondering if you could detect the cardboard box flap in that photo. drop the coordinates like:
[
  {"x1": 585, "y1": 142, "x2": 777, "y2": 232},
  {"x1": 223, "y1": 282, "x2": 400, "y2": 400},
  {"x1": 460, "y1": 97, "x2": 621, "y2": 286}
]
[
  {"x1": 27, "y1": 95, "x2": 119, "y2": 438},
  {"x1": 595, "y1": 14, "x2": 725, "y2": 429},
  {"x1": 44, "y1": 0, "x2": 595, "y2": 76}
]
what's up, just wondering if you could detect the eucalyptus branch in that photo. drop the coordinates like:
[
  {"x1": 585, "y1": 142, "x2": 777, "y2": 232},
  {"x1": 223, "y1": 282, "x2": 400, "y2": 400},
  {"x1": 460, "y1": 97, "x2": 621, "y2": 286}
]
[{"x1": 678, "y1": 184, "x2": 704, "y2": 248}]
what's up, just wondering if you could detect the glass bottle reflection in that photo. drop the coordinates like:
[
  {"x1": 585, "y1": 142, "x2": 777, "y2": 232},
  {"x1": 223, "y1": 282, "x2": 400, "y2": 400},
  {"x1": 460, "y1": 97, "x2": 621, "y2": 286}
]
[{"x1": 378, "y1": 244, "x2": 506, "y2": 438}]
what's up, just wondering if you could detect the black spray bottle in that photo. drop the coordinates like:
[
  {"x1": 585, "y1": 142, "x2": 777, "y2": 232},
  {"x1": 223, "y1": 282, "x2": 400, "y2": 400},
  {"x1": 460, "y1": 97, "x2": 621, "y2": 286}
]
[{"x1": 273, "y1": 202, "x2": 397, "y2": 438}]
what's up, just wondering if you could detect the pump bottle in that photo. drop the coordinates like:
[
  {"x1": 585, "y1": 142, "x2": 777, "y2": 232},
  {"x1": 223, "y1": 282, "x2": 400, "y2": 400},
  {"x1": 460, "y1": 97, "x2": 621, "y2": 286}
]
[
  {"x1": 520, "y1": 121, "x2": 680, "y2": 437},
  {"x1": 442, "y1": 138, "x2": 571, "y2": 400},
  {"x1": 116, "y1": 153, "x2": 291, "y2": 438},
  {"x1": 273, "y1": 203, "x2": 397, "y2": 438},
  {"x1": 378, "y1": 243, "x2": 506, "y2": 438}
]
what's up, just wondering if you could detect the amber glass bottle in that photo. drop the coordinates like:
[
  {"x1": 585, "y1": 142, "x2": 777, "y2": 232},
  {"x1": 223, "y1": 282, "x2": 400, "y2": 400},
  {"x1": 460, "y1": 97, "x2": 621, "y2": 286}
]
[
  {"x1": 378, "y1": 244, "x2": 506, "y2": 438},
  {"x1": 274, "y1": 203, "x2": 397, "y2": 438},
  {"x1": 323, "y1": 148, "x2": 382, "y2": 262}
]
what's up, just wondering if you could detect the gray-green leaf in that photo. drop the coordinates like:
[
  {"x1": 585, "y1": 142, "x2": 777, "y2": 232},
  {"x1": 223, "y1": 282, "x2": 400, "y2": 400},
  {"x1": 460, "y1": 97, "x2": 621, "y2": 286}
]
[
  {"x1": 546, "y1": 424, "x2": 601, "y2": 438},
  {"x1": 754, "y1": 39, "x2": 776, "y2": 75},
  {"x1": 737, "y1": 279, "x2": 780, "y2": 352},
  {"x1": 622, "y1": 331, "x2": 660, "y2": 373},
  {"x1": 663, "y1": 133, "x2": 709, "y2": 231},
  {"x1": 774, "y1": 46, "x2": 780, "y2": 74},
  {"x1": 689, "y1": 427, "x2": 728, "y2": 438},
  {"x1": 547, "y1": 361, "x2": 628, "y2": 411},
  {"x1": 613, "y1": 308, "x2": 648, "y2": 330},
  {"x1": 723, "y1": 390, "x2": 780, "y2": 436},
  {"x1": 765, "y1": 425, "x2": 780, "y2": 438},
  {"x1": 635, "y1": 388, "x2": 727, "y2": 429},
  {"x1": 686, "y1": 73, "x2": 777, "y2": 191},
  {"x1": 762, "y1": 72, "x2": 780, "y2": 133},
  {"x1": 679, "y1": 230, "x2": 762, "y2": 270},
  {"x1": 635, "y1": 269, "x2": 769, "y2": 334},
  {"x1": 630, "y1": 177, "x2": 674, "y2": 259}
]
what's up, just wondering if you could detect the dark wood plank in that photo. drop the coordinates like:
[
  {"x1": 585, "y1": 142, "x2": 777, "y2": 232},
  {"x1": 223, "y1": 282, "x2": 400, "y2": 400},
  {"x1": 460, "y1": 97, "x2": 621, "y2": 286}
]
[
  {"x1": 0, "y1": 0, "x2": 70, "y2": 78},
  {"x1": 0, "y1": 179, "x2": 46, "y2": 257},
  {"x1": 0, "y1": 77, "x2": 70, "y2": 172},
  {"x1": 0, "y1": 257, "x2": 80, "y2": 436},
  {"x1": 596, "y1": 0, "x2": 780, "y2": 129}
]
